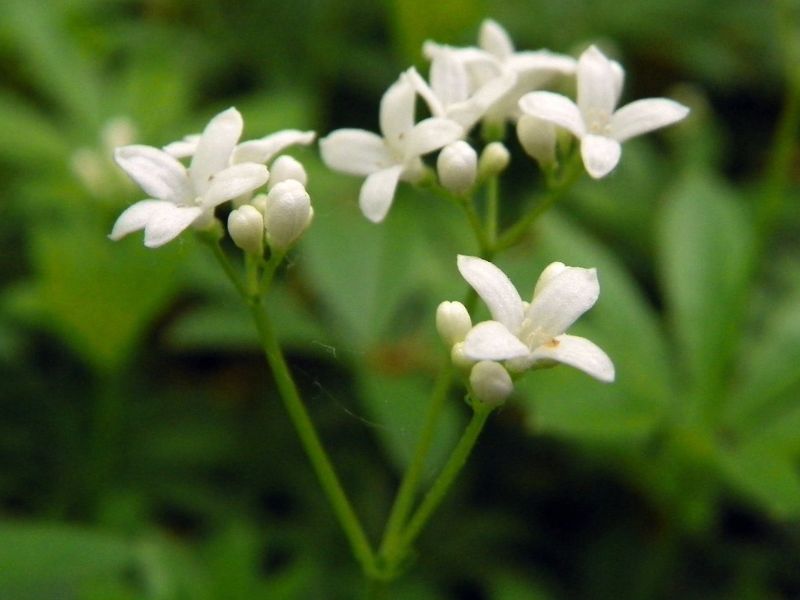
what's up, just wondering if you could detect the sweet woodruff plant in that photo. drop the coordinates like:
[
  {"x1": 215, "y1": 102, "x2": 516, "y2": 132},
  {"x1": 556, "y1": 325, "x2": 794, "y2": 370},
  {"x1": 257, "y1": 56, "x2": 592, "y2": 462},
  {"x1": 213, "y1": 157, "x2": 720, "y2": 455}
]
[{"x1": 109, "y1": 19, "x2": 688, "y2": 590}]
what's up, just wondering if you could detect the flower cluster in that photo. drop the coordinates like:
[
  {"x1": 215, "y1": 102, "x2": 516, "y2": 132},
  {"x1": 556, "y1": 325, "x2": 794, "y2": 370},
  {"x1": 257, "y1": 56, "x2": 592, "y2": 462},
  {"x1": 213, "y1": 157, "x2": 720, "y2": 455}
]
[
  {"x1": 321, "y1": 20, "x2": 689, "y2": 223},
  {"x1": 438, "y1": 256, "x2": 614, "y2": 406},
  {"x1": 110, "y1": 107, "x2": 314, "y2": 251}
]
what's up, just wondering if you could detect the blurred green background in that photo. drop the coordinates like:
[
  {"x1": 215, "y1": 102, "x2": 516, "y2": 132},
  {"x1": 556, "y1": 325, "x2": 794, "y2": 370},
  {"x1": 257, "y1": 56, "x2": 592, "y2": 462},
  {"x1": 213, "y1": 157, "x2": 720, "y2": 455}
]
[{"x1": 1, "y1": 0, "x2": 799, "y2": 598}]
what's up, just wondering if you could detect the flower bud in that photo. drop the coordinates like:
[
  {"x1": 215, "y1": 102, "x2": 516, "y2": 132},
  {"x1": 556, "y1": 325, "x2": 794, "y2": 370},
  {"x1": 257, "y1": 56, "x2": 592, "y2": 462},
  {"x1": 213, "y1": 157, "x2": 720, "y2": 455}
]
[
  {"x1": 517, "y1": 115, "x2": 556, "y2": 168},
  {"x1": 437, "y1": 141, "x2": 477, "y2": 194},
  {"x1": 264, "y1": 180, "x2": 313, "y2": 250},
  {"x1": 436, "y1": 301, "x2": 472, "y2": 345},
  {"x1": 227, "y1": 204, "x2": 264, "y2": 255},
  {"x1": 478, "y1": 141, "x2": 510, "y2": 179},
  {"x1": 268, "y1": 155, "x2": 308, "y2": 189},
  {"x1": 469, "y1": 360, "x2": 513, "y2": 407},
  {"x1": 250, "y1": 193, "x2": 268, "y2": 215}
]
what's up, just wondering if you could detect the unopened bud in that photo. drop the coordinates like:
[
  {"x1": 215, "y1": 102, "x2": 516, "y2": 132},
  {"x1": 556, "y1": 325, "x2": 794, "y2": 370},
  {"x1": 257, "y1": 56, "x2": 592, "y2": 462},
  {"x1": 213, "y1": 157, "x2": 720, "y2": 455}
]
[
  {"x1": 268, "y1": 155, "x2": 308, "y2": 189},
  {"x1": 436, "y1": 301, "x2": 472, "y2": 345},
  {"x1": 437, "y1": 141, "x2": 477, "y2": 194},
  {"x1": 227, "y1": 205, "x2": 264, "y2": 255},
  {"x1": 264, "y1": 180, "x2": 313, "y2": 250},
  {"x1": 517, "y1": 115, "x2": 556, "y2": 167},
  {"x1": 478, "y1": 141, "x2": 510, "y2": 179},
  {"x1": 469, "y1": 360, "x2": 513, "y2": 407}
]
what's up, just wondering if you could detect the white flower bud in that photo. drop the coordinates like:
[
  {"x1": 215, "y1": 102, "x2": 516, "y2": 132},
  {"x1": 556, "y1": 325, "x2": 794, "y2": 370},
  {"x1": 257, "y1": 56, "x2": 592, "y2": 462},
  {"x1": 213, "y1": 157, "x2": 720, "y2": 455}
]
[
  {"x1": 478, "y1": 141, "x2": 510, "y2": 179},
  {"x1": 268, "y1": 155, "x2": 308, "y2": 189},
  {"x1": 250, "y1": 193, "x2": 268, "y2": 215},
  {"x1": 437, "y1": 141, "x2": 477, "y2": 194},
  {"x1": 517, "y1": 114, "x2": 556, "y2": 167},
  {"x1": 227, "y1": 205, "x2": 264, "y2": 255},
  {"x1": 451, "y1": 342, "x2": 475, "y2": 370},
  {"x1": 264, "y1": 180, "x2": 313, "y2": 250},
  {"x1": 469, "y1": 360, "x2": 513, "y2": 407},
  {"x1": 436, "y1": 301, "x2": 472, "y2": 345}
]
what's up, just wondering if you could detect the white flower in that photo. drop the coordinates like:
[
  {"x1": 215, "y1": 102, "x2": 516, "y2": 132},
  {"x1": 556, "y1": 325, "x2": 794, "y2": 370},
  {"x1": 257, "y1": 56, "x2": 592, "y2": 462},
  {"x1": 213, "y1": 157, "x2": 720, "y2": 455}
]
[
  {"x1": 264, "y1": 179, "x2": 313, "y2": 250},
  {"x1": 426, "y1": 20, "x2": 576, "y2": 125},
  {"x1": 456, "y1": 255, "x2": 614, "y2": 382},
  {"x1": 227, "y1": 204, "x2": 265, "y2": 255},
  {"x1": 518, "y1": 45, "x2": 690, "y2": 179},
  {"x1": 110, "y1": 108, "x2": 269, "y2": 247},
  {"x1": 319, "y1": 73, "x2": 463, "y2": 223},
  {"x1": 405, "y1": 45, "x2": 517, "y2": 133}
]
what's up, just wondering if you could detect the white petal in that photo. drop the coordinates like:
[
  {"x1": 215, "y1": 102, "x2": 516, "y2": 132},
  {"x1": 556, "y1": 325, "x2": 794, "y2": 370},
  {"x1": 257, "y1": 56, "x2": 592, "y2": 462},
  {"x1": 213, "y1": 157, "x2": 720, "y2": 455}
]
[
  {"x1": 506, "y1": 50, "x2": 577, "y2": 77},
  {"x1": 403, "y1": 117, "x2": 463, "y2": 160},
  {"x1": 447, "y1": 72, "x2": 517, "y2": 131},
  {"x1": 319, "y1": 129, "x2": 394, "y2": 176},
  {"x1": 190, "y1": 107, "x2": 243, "y2": 194},
  {"x1": 231, "y1": 129, "x2": 316, "y2": 164},
  {"x1": 610, "y1": 60, "x2": 625, "y2": 106},
  {"x1": 109, "y1": 199, "x2": 174, "y2": 241},
  {"x1": 114, "y1": 145, "x2": 192, "y2": 204},
  {"x1": 404, "y1": 67, "x2": 445, "y2": 117},
  {"x1": 479, "y1": 19, "x2": 515, "y2": 59},
  {"x1": 380, "y1": 75, "x2": 416, "y2": 147},
  {"x1": 529, "y1": 334, "x2": 615, "y2": 382},
  {"x1": 531, "y1": 262, "x2": 567, "y2": 298},
  {"x1": 581, "y1": 134, "x2": 621, "y2": 178},
  {"x1": 203, "y1": 163, "x2": 269, "y2": 208},
  {"x1": 577, "y1": 46, "x2": 619, "y2": 119},
  {"x1": 162, "y1": 134, "x2": 200, "y2": 159},
  {"x1": 610, "y1": 98, "x2": 690, "y2": 142},
  {"x1": 526, "y1": 266, "x2": 600, "y2": 339},
  {"x1": 457, "y1": 255, "x2": 524, "y2": 332},
  {"x1": 463, "y1": 321, "x2": 530, "y2": 361},
  {"x1": 518, "y1": 92, "x2": 585, "y2": 138},
  {"x1": 143, "y1": 204, "x2": 205, "y2": 248},
  {"x1": 359, "y1": 165, "x2": 403, "y2": 223},
  {"x1": 430, "y1": 48, "x2": 470, "y2": 106}
]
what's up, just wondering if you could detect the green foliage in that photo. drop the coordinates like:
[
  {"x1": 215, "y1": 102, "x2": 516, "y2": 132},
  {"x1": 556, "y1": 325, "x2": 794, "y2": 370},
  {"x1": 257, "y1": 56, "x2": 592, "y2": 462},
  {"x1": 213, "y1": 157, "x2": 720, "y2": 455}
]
[{"x1": 1, "y1": 0, "x2": 799, "y2": 598}]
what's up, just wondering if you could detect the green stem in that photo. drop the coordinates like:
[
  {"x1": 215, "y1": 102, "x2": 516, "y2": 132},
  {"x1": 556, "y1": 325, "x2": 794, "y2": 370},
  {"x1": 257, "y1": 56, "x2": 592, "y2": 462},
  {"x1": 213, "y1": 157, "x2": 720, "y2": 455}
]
[
  {"x1": 205, "y1": 238, "x2": 376, "y2": 575},
  {"x1": 394, "y1": 404, "x2": 492, "y2": 555},
  {"x1": 756, "y1": 0, "x2": 800, "y2": 239},
  {"x1": 377, "y1": 361, "x2": 454, "y2": 564},
  {"x1": 485, "y1": 175, "x2": 500, "y2": 247},
  {"x1": 249, "y1": 302, "x2": 376, "y2": 574},
  {"x1": 494, "y1": 152, "x2": 583, "y2": 253}
]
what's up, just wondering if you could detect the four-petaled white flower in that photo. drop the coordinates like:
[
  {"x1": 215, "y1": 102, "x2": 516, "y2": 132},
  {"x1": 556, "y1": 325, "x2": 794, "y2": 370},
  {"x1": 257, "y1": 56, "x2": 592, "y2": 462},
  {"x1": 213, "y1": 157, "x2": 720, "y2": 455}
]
[
  {"x1": 427, "y1": 19, "x2": 576, "y2": 126},
  {"x1": 457, "y1": 255, "x2": 614, "y2": 382},
  {"x1": 164, "y1": 128, "x2": 315, "y2": 166},
  {"x1": 519, "y1": 45, "x2": 689, "y2": 179},
  {"x1": 110, "y1": 107, "x2": 269, "y2": 247},
  {"x1": 319, "y1": 73, "x2": 463, "y2": 223}
]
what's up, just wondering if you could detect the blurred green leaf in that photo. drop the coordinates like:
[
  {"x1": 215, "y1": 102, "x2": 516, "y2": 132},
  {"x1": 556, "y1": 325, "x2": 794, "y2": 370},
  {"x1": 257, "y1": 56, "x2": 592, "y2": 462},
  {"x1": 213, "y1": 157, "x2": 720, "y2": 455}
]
[
  {"x1": 657, "y1": 172, "x2": 755, "y2": 420},
  {"x1": 0, "y1": 521, "x2": 136, "y2": 599},
  {"x1": 9, "y1": 223, "x2": 184, "y2": 372},
  {"x1": 0, "y1": 92, "x2": 69, "y2": 167}
]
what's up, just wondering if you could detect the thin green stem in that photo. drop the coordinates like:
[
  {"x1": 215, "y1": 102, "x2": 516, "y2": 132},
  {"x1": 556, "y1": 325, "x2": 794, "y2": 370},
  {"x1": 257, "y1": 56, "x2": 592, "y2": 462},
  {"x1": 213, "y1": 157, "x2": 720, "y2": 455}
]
[
  {"x1": 248, "y1": 299, "x2": 376, "y2": 575},
  {"x1": 394, "y1": 404, "x2": 492, "y2": 555},
  {"x1": 377, "y1": 360, "x2": 454, "y2": 563},
  {"x1": 485, "y1": 175, "x2": 500, "y2": 247},
  {"x1": 756, "y1": 0, "x2": 800, "y2": 239},
  {"x1": 494, "y1": 152, "x2": 583, "y2": 253},
  {"x1": 205, "y1": 238, "x2": 376, "y2": 575}
]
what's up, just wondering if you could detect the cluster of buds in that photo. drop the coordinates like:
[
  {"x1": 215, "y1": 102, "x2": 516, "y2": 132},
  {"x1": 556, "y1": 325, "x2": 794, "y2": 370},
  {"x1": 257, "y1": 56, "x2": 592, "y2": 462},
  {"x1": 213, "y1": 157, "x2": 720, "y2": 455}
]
[
  {"x1": 110, "y1": 107, "x2": 315, "y2": 254},
  {"x1": 437, "y1": 255, "x2": 614, "y2": 406}
]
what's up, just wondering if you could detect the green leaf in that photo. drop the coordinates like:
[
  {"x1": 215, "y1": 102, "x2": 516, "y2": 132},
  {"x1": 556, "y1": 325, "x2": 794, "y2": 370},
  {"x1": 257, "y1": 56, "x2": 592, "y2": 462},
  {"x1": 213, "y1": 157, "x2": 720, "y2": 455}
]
[
  {"x1": 726, "y1": 274, "x2": 800, "y2": 432},
  {"x1": 512, "y1": 211, "x2": 671, "y2": 441},
  {"x1": 0, "y1": 521, "x2": 136, "y2": 599},
  {"x1": 657, "y1": 172, "x2": 755, "y2": 418},
  {"x1": 9, "y1": 223, "x2": 185, "y2": 373}
]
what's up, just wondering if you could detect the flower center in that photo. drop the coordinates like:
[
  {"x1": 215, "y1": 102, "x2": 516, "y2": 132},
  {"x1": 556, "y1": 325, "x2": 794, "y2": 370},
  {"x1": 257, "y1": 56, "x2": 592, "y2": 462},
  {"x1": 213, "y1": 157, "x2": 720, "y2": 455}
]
[{"x1": 585, "y1": 107, "x2": 612, "y2": 135}]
